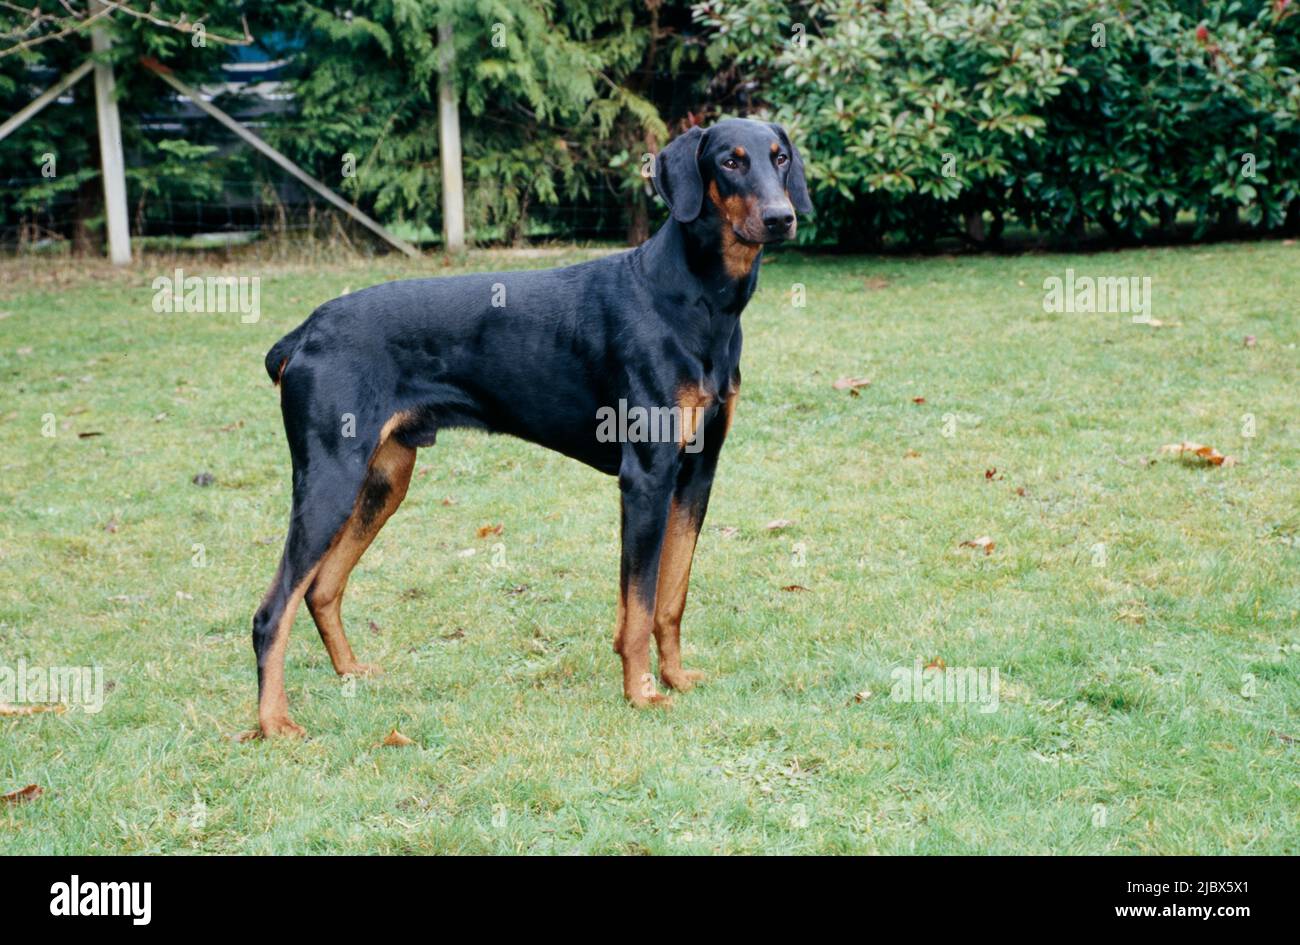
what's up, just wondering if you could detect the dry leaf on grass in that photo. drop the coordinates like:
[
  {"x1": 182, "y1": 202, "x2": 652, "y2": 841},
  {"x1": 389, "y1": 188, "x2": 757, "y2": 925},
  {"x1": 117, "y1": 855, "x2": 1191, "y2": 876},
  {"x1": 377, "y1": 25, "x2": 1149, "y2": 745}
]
[
  {"x1": 960, "y1": 536, "x2": 995, "y2": 555},
  {"x1": 926, "y1": 658, "x2": 947, "y2": 671},
  {"x1": 853, "y1": 690, "x2": 873, "y2": 703},
  {"x1": 382, "y1": 729, "x2": 415, "y2": 748},
  {"x1": 912, "y1": 396, "x2": 926, "y2": 404},
  {"x1": 1, "y1": 784, "x2": 42, "y2": 804},
  {"x1": 476, "y1": 523, "x2": 504, "y2": 538},
  {"x1": 0, "y1": 702, "x2": 66, "y2": 717},
  {"x1": 765, "y1": 519, "x2": 794, "y2": 531},
  {"x1": 781, "y1": 584, "x2": 811, "y2": 592},
  {"x1": 1159, "y1": 442, "x2": 1238, "y2": 466},
  {"x1": 832, "y1": 376, "x2": 871, "y2": 391},
  {"x1": 718, "y1": 526, "x2": 739, "y2": 539},
  {"x1": 864, "y1": 276, "x2": 890, "y2": 290}
]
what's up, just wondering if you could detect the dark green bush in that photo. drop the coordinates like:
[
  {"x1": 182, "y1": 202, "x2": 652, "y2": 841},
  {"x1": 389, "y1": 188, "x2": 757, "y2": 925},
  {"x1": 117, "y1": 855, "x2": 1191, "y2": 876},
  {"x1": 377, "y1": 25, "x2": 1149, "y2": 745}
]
[{"x1": 699, "y1": 0, "x2": 1300, "y2": 247}]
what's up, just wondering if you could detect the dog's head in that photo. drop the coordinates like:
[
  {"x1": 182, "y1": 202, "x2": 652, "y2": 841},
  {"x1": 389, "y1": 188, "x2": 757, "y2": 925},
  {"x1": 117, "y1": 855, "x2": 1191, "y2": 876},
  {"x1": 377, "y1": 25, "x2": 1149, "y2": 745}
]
[{"x1": 653, "y1": 118, "x2": 812, "y2": 244}]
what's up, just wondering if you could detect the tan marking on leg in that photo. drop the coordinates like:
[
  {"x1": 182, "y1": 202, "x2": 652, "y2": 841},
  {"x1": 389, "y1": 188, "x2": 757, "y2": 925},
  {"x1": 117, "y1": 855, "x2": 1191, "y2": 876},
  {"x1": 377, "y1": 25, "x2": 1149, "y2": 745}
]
[
  {"x1": 616, "y1": 581, "x2": 670, "y2": 708},
  {"x1": 676, "y1": 384, "x2": 714, "y2": 452},
  {"x1": 723, "y1": 383, "x2": 739, "y2": 436},
  {"x1": 307, "y1": 429, "x2": 415, "y2": 676},
  {"x1": 654, "y1": 499, "x2": 705, "y2": 692},
  {"x1": 257, "y1": 565, "x2": 320, "y2": 738},
  {"x1": 707, "y1": 180, "x2": 761, "y2": 279},
  {"x1": 307, "y1": 412, "x2": 414, "y2": 673}
]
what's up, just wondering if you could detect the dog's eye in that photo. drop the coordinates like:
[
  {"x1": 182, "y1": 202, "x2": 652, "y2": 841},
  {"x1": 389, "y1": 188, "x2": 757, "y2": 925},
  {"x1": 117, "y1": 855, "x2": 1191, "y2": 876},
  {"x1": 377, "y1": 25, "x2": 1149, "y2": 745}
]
[
  {"x1": 775, "y1": 153, "x2": 789, "y2": 166},
  {"x1": 721, "y1": 158, "x2": 740, "y2": 171}
]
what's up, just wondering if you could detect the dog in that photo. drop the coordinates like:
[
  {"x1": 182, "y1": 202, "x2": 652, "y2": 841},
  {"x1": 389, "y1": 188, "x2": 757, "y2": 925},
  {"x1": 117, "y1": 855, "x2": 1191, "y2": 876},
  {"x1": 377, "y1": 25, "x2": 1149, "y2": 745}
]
[{"x1": 251, "y1": 118, "x2": 812, "y2": 736}]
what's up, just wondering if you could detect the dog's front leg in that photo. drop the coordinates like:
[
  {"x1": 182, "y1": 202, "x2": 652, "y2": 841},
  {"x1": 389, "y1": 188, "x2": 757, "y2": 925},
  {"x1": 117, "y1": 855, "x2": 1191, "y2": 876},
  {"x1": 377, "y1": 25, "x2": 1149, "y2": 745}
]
[{"x1": 615, "y1": 442, "x2": 678, "y2": 707}]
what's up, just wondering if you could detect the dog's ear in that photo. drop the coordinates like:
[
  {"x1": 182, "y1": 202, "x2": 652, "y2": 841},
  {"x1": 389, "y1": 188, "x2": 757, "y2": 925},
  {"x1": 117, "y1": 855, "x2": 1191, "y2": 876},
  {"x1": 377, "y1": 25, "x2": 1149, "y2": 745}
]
[
  {"x1": 653, "y1": 126, "x2": 707, "y2": 223},
  {"x1": 770, "y1": 123, "x2": 813, "y2": 215}
]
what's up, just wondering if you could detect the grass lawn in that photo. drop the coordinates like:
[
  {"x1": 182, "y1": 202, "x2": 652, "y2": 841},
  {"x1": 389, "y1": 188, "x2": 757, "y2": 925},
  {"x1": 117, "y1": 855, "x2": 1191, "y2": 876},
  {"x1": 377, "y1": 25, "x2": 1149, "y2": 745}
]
[{"x1": 0, "y1": 241, "x2": 1296, "y2": 854}]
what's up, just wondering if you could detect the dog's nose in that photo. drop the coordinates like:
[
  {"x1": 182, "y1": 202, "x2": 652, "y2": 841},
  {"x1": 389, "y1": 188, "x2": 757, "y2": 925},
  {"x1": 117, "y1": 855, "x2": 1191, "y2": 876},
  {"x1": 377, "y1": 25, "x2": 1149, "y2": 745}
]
[{"x1": 762, "y1": 207, "x2": 795, "y2": 235}]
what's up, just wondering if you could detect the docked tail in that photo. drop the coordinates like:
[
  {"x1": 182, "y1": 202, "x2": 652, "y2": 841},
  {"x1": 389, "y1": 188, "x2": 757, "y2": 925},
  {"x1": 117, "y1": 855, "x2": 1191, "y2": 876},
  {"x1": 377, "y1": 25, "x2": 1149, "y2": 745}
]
[{"x1": 264, "y1": 322, "x2": 310, "y2": 384}]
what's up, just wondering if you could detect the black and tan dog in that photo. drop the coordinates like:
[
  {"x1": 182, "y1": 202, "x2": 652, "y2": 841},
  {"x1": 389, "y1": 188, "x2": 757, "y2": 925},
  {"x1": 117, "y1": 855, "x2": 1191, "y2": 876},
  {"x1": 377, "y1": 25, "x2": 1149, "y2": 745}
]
[{"x1": 251, "y1": 118, "x2": 811, "y2": 736}]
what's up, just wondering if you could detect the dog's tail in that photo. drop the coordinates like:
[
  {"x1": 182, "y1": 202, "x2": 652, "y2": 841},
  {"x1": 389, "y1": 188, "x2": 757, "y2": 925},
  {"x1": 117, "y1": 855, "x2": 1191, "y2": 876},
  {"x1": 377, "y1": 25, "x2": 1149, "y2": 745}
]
[{"x1": 264, "y1": 322, "x2": 310, "y2": 385}]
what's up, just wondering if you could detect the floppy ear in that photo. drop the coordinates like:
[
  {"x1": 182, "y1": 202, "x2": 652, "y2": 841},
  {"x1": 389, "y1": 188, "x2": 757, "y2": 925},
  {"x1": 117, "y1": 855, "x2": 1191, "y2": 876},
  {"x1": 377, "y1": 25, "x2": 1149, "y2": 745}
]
[
  {"x1": 653, "y1": 126, "x2": 707, "y2": 223},
  {"x1": 771, "y1": 123, "x2": 813, "y2": 215}
]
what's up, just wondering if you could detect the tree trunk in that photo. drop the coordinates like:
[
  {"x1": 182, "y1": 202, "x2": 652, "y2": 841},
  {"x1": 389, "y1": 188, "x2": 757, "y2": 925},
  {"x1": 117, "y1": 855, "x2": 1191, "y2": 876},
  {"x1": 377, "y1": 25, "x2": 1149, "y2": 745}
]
[{"x1": 72, "y1": 176, "x2": 102, "y2": 256}]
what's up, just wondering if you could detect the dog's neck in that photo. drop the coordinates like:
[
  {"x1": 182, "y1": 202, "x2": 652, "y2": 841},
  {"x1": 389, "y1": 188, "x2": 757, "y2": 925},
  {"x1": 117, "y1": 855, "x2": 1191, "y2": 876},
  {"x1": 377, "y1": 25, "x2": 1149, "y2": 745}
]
[{"x1": 638, "y1": 214, "x2": 761, "y2": 317}]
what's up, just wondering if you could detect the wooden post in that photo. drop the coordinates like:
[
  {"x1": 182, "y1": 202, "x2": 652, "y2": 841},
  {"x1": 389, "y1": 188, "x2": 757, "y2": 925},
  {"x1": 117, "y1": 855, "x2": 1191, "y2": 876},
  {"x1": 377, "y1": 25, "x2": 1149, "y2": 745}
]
[
  {"x1": 90, "y1": 0, "x2": 131, "y2": 265},
  {"x1": 437, "y1": 21, "x2": 465, "y2": 252},
  {"x1": 141, "y1": 58, "x2": 420, "y2": 259}
]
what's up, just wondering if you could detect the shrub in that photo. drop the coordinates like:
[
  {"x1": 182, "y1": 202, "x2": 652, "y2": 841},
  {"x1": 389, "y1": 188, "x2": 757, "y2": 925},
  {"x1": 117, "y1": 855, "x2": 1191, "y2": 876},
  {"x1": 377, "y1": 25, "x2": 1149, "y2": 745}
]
[{"x1": 697, "y1": 0, "x2": 1300, "y2": 246}]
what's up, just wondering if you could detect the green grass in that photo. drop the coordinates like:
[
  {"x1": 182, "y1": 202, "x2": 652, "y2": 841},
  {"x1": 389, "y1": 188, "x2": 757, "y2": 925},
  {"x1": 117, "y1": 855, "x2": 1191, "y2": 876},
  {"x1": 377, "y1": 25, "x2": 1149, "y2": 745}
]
[{"x1": 0, "y1": 241, "x2": 1296, "y2": 854}]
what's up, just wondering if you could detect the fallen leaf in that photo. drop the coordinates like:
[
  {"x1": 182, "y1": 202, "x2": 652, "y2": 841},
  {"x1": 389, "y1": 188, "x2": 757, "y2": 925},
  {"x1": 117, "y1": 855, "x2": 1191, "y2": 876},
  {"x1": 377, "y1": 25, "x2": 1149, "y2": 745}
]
[
  {"x1": 1244, "y1": 335, "x2": 1257, "y2": 348},
  {"x1": 476, "y1": 523, "x2": 503, "y2": 538},
  {"x1": 719, "y1": 526, "x2": 739, "y2": 539},
  {"x1": 175, "y1": 591, "x2": 192, "y2": 601},
  {"x1": 368, "y1": 620, "x2": 382, "y2": 635},
  {"x1": 984, "y1": 468, "x2": 999, "y2": 480},
  {"x1": 864, "y1": 276, "x2": 890, "y2": 290},
  {"x1": 912, "y1": 396, "x2": 926, "y2": 404},
  {"x1": 219, "y1": 420, "x2": 244, "y2": 432},
  {"x1": 1270, "y1": 730, "x2": 1296, "y2": 745},
  {"x1": 440, "y1": 494, "x2": 456, "y2": 503},
  {"x1": 903, "y1": 449, "x2": 921, "y2": 459},
  {"x1": 960, "y1": 536, "x2": 995, "y2": 554},
  {"x1": 77, "y1": 431, "x2": 103, "y2": 439},
  {"x1": 925, "y1": 658, "x2": 947, "y2": 671},
  {"x1": 1136, "y1": 318, "x2": 1179, "y2": 328},
  {"x1": 104, "y1": 518, "x2": 119, "y2": 533},
  {"x1": 0, "y1": 702, "x2": 66, "y2": 716},
  {"x1": 781, "y1": 584, "x2": 810, "y2": 592},
  {"x1": 853, "y1": 690, "x2": 873, "y2": 703},
  {"x1": 832, "y1": 376, "x2": 871, "y2": 391},
  {"x1": 442, "y1": 628, "x2": 466, "y2": 640},
  {"x1": 1159, "y1": 441, "x2": 1237, "y2": 467},
  {"x1": 1, "y1": 784, "x2": 42, "y2": 804},
  {"x1": 382, "y1": 729, "x2": 414, "y2": 748}
]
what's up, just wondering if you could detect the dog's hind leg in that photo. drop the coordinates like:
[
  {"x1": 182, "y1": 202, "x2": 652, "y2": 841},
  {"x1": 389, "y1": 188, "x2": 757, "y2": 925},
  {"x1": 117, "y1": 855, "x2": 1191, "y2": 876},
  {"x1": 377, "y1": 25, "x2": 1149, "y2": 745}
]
[
  {"x1": 306, "y1": 424, "x2": 415, "y2": 677},
  {"x1": 251, "y1": 405, "x2": 405, "y2": 739},
  {"x1": 251, "y1": 488, "x2": 352, "y2": 739}
]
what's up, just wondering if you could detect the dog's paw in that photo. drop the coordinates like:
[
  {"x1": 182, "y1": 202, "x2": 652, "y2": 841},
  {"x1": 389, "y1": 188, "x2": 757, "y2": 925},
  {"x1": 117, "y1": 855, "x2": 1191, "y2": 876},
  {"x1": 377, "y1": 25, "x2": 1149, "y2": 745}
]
[
  {"x1": 626, "y1": 673, "x2": 674, "y2": 709},
  {"x1": 662, "y1": 667, "x2": 705, "y2": 692},
  {"x1": 256, "y1": 716, "x2": 307, "y2": 739}
]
